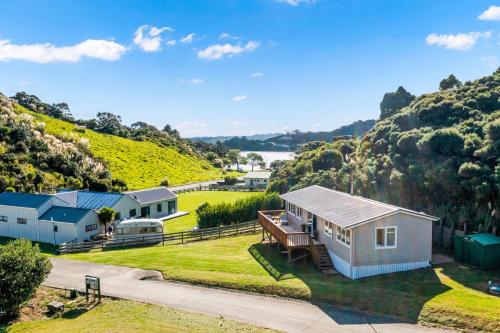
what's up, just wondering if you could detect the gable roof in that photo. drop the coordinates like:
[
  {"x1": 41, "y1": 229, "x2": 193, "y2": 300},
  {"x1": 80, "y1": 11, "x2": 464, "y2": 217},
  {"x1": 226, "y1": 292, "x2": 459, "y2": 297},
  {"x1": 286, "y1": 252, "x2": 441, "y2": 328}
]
[
  {"x1": 0, "y1": 192, "x2": 53, "y2": 209},
  {"x1": 125, "y1": 187, "x2": 176, "y2": 204},
  {"x1": 280, "y1": 185, "x2": 438, "y2": 228},
  {"x1": 39, "y1": 206, "x2": 93, "y2": 224},
  {"x1": 244, "y1": 171, "x2": 272, "y2": 179},
  {"x1": 54, "y1": 191, "x2": 124, "y2": 210}
]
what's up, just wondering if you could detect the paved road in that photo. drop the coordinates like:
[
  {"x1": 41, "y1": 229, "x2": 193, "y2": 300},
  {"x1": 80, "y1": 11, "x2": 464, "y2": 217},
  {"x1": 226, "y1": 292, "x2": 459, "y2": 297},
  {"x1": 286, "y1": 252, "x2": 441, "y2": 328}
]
[
  {"x1": 44, "y1": 258, "x2": 453, "y2": 333},
  {"x1": 168, "y1": 180, "x2": 220, "y2": 193}
]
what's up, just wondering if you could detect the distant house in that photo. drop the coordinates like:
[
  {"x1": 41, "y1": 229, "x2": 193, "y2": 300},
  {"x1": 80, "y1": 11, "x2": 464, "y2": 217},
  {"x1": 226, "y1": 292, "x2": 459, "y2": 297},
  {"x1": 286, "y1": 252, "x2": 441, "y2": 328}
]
[
  {"x1": 243, "y1": 171, "x2": 272, "y2": 187},
  {"x1": 54, "y1": 187, "x2": 177, "y2": 221},
  {"x1": 259, "y1": 185, "x2": 438, "y2": 279},
  {"x1": 0, "y1": 187, "x2": 177, "y2": 245}
]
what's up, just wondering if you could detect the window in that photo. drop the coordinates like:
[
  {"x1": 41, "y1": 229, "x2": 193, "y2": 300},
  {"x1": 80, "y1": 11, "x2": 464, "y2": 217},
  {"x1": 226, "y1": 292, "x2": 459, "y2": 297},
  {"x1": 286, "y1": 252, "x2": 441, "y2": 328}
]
[
  {"x1": 129, "y1": 209, "x2": 137, "y2": 218},
  {"x1": 324, "y1": 221, "x2": 333, "y2": 237},
  {"x1": 157, "y1": 203, "x2": 162, "y2": 212},
  {"x1": 85, "y1": 224, "x2": 98, "y2": 232},
  {"x1": 53, "y1": 225, "x2": 58, "y2": 232},
  {"x1": 0, "y1": 215, "x2": 7, "y2": 222},
  {"x1": 307, "y1": 211, "x2": 313, "y2": 222},
  {"x1": 375, "y1": 227, "x2": 397, "y2": 249},
  {"x1": 336, "y1": 225, "x2": 350, "y2": 247},
  {"x1": 296, "y1": 207, "x2": 302, "y2": 218},
  {"x1": 115, "y1": 212, "x2": 121, "y2": 220},
  {"x1": 17, "y1": 218, "x2": 27, "y2": 225}
]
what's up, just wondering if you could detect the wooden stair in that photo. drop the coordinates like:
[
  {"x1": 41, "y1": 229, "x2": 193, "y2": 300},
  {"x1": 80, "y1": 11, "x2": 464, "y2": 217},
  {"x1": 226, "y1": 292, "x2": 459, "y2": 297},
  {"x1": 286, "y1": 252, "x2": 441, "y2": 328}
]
[{"x1": 312, "y1": 244, "x2": 337, "y2": 275}]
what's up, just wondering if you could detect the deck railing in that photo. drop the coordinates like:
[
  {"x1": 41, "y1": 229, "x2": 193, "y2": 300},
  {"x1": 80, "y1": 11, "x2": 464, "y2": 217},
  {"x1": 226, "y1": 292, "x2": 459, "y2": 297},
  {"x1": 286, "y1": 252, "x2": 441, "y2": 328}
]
[{"x1": 258, "y1": 210, "x2": 310, "y2": 249}]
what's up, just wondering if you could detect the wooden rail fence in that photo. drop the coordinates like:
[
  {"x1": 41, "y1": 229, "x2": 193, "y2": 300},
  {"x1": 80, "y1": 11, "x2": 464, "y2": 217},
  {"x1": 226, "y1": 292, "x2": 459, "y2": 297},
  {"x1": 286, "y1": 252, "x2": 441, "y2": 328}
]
[{"x1": 59, "y1": 220, "x2": 260, "y2": 254}]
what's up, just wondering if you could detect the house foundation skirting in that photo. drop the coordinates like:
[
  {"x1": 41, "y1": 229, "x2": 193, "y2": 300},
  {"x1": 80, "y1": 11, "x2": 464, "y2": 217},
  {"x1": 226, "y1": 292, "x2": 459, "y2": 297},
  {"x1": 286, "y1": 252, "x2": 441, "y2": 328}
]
[{"x1": 351, "y1": 261, "x2": 430, "y2": 279}]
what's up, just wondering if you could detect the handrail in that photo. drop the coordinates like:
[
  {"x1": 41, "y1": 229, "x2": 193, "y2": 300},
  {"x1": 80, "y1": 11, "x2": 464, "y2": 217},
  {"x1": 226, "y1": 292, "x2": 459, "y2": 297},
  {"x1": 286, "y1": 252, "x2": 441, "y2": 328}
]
[{"x1": 258, "y1": 211, "x2": 310, "y2": 249}]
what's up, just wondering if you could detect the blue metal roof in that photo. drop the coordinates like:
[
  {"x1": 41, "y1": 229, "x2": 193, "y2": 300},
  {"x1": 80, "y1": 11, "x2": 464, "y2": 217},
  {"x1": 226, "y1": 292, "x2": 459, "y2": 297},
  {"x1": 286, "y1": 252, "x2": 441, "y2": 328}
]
[
  {"x1": 0, "y1": 192, "x2": 53, "y2": 209},
  {"x1": 76, "y1": 191, "x2": 123, "y2": 210},
  {"x1": 39, "y1": 206, "x2": 93, "y2": 224}
]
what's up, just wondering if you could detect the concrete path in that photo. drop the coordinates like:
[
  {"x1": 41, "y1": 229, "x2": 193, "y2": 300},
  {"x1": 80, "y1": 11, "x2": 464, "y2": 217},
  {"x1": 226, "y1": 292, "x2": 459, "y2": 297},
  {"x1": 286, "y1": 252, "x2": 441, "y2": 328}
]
[
  {"x1": 44, "y1": 258, "x2": 454, "y2": 333},
  {"x1": 168, "y1": 180, "x2": 220, "y2": 193}
]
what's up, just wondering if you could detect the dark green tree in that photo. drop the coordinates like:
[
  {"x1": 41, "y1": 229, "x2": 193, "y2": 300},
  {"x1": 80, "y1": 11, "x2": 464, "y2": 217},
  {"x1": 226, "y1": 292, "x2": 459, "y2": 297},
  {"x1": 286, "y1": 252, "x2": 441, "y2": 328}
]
[{"x1": 379, "y1": 86, "x2": 415, "y2": 119}]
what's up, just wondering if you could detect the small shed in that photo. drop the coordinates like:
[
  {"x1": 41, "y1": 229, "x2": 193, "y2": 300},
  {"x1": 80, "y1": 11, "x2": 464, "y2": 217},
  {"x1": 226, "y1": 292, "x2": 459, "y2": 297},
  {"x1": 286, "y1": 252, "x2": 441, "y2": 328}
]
[{"x1": 454, "y1": 233, "x2": 500, "y2": 270}]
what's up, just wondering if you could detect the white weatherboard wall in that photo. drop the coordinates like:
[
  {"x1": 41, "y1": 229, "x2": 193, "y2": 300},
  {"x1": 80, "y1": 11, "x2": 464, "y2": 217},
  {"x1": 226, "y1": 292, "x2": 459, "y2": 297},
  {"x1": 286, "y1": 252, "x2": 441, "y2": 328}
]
[
  {"x1": 328, "y1": 249, "x2": 352, "y2": 278},
  {"x1": 0, "y1": 206, "x2": 39, "y2": 240},
  {"x1": 38, "y1": 221, "x2": 77, "y2": 245},
  {"x1": 74, "y1": 212, "x2": 99, "y2": 242}
]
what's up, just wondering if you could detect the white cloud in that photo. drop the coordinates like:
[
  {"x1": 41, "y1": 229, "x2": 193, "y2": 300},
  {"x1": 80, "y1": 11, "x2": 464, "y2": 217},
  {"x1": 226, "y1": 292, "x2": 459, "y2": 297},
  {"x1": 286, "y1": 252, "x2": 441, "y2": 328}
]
[
  {"x1": 219, "y1": 32, "x2": 240, "y2": 40},
  {"x1": 478, "y1": 5, "x2": 500, "y2": 21},
  {"x1": 275, "y1": 0, "x2": 315, "y2": 6},
  {"x1": 175, "y1": 121, "x2": 208, "y2": 136},
  {"x1": 166, "y1": 40, "x2": 176, "y2": 46},
  {"x1": 178, "y1": 78, "x2": 204, "y2": 85},
  {"x1": 0, "y1": 38, "x2": 127, "y2": 63},
  {"x1": 425, "y1": 31, "x2": 491, "y2": 51},
  {"x1": 133, "y1": 25, "x2": 173, "y2": 52},
  {"x1": 180, "y1": 33, "x2": 196, "y2": 44},
  {"x1": 198, "y1": 41, "x2": 259, "y2": 60},
  {"x1": 232, "y1": 95, "x2": 247, "y2": 102},
  {"x1": 251, "y1": 72, "x2": 263, "y2": 78}
]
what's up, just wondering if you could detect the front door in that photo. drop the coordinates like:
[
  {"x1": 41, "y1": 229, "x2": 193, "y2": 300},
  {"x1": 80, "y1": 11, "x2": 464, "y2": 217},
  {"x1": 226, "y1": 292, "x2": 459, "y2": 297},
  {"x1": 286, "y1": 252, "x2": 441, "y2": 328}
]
[
  {"x1": 312, "y1": 215, "x2": 317, "y2": 239},
  {"x1": 141, "y1": 206, "x2": 150, "y2": 218}
]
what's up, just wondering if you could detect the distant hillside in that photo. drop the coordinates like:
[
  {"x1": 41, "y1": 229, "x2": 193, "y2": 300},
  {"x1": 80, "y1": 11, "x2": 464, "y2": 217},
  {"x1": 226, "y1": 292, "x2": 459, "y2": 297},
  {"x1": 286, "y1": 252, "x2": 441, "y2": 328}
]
[
  {"x1": 222, "y1": 119, "x2": 375, "y2": 151},
  {"x1": 17, "y1": 106, "x2": 228, "y2": 190},
  {"x1": 191, "y1": 133, "x2": 281, "y2": 144}
]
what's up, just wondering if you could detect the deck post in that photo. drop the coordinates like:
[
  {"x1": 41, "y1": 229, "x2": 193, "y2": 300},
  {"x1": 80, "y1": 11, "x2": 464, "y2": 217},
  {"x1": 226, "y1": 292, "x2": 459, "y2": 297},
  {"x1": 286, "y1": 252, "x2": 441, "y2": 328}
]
[
  {"x1": 288, "y1": 249, "x2": 292, "y2": 263},
  {"x1": 262, "y1": 226, "x2": 265, "y2": 241}
]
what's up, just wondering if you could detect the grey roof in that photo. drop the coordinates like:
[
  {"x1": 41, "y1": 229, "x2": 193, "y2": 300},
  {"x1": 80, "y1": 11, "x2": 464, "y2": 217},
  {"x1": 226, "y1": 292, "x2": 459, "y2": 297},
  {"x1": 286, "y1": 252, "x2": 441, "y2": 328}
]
[
  {"x1": 126, "y1": 187, "x2": 176, "y2": 204},
  {"x1": 244, "y1": 171, "x2": 272, "y2": 179},
  {"x1": 0, "y1": 192, "x2": 53, "y2": 209},
  {"x1": 39, "y1": 206, "x2": 93, "y2": 224},
  {"x1": 280, "y1": 185, "x2": 438, "y2": 228},
  {"x1": 54, "y1": 191, "x2": 124, "y2": 210}
]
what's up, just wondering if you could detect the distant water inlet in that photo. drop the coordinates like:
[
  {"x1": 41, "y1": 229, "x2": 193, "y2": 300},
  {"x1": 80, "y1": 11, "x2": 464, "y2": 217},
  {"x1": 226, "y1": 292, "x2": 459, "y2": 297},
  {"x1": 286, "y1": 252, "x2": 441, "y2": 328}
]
[{"x1": 230, "y1": 151, "x2": 295, "y2": 171}]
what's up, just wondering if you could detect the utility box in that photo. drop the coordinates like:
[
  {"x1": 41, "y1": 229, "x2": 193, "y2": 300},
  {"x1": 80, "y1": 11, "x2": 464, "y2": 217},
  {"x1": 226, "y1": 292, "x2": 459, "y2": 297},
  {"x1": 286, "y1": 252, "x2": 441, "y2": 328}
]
[{"x1": 454, "y1": 233, "x2": 500, "y2": 270}]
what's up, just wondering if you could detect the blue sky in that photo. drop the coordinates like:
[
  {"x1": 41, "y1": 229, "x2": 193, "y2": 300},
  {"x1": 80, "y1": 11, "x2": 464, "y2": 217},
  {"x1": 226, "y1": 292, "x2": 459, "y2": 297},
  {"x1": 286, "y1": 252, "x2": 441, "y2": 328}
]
[{"x1": 0, "y1": 1, "x2": 499, "y2": 137}]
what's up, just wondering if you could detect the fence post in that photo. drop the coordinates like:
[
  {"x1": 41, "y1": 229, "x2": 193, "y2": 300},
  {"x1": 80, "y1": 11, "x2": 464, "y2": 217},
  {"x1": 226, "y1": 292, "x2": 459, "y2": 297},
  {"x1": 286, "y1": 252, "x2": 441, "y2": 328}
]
[
  {"x1": 236, "y1": 223, "x2": 239, "y2": 236},
  {"x1": 162, "y1": 234, "x2": 165, "y2": 245},
  {"x1": 101, "y1": 242, "x2": 104, "y2": 251},
  {"x1": 253, "y1": 220, "x2": 256, "y2": 233},
  {"x1": 181, "y1": 232, "x2": 184, "y2": 244},
  {"x1": 218, "y1": 225, "x2": 221, "y2": 238},
  {"x1": 200, "y1": 230, "x2": 203, "y2": 241}
]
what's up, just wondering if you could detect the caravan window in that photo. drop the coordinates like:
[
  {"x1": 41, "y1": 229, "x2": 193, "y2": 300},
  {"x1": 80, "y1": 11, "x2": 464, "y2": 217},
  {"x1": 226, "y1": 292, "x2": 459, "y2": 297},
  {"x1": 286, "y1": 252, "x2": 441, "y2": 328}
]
[
  {"x1": 0, "y1": 215, "x2": 7, "y2": 222},
  {"x1": 17, "y1": 218, "x2": 27, "y2": 225}
]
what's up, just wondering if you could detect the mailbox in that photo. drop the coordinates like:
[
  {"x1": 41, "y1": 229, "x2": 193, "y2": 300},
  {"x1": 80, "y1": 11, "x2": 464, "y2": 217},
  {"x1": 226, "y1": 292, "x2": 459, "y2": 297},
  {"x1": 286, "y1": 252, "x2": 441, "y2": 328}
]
[
  {"x1": 86, "y1": 276, "x2": 100, "y2": 290},
  {"x1": 85, "y1": 275, "x2": 101, "y2": 302}
]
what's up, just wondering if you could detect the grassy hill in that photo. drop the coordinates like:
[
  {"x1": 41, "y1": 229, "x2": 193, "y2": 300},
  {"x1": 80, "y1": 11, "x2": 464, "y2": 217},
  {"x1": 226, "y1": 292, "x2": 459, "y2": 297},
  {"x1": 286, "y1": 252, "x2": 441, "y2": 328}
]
[{"x1": 16, "y1": 105, "x2": 227, "y2": 189}]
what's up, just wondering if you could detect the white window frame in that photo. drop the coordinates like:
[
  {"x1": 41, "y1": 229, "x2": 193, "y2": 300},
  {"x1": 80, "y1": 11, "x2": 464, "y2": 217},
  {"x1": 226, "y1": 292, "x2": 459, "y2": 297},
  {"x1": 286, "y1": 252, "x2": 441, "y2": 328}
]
[
  {"x1": 375, "y1": 226, "x2": 397, "y2": 249},
  {"x1": 335, "y1": 225, "x2": 351, "y2": 248},
  {"x1": 296, "y1": 207, "x2": 303, "y2": 218},
  {"x1": 324, "y1": 220, "x2": 330, "y2": 236}
]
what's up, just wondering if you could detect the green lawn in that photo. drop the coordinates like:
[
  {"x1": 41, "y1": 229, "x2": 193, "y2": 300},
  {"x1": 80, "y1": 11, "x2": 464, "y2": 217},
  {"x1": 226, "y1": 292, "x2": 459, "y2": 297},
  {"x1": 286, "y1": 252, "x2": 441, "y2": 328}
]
[
  {"x1": 66, "y1": 234, "x2": 500, "y2": 333},
  {"x1": 165, "y1": 191, "x2": 257, "y2": 232},
  {"x1": 2, "y1": 288, "x2": 274, "y2": 333},
  {"x1": 17, "y1": 105, "x2": 231, "y2": 190}
]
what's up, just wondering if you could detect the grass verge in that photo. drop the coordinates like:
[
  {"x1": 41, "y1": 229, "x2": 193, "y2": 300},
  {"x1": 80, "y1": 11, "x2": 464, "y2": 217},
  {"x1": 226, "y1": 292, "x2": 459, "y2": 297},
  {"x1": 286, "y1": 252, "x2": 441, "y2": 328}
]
[
  {"x1": 66, "y1": 233, "x2": 500, "y2": 333},
  {"x1": 0, "y1": 287, "x2": 275, "y2": 333}
]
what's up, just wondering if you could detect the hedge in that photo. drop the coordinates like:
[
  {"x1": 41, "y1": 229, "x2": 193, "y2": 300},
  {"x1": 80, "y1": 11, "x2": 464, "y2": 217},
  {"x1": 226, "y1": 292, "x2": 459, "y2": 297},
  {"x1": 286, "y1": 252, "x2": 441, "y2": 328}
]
[{"x1": 196, "y1": 193, "x2": 282, "y2": 228}]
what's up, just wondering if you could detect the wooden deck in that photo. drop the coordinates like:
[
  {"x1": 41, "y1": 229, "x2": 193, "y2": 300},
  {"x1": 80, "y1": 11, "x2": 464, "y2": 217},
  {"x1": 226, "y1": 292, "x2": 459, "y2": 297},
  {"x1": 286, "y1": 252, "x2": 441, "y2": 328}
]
[{"x1": 258, "y1": 210, "x2": 310, "y2": 249}]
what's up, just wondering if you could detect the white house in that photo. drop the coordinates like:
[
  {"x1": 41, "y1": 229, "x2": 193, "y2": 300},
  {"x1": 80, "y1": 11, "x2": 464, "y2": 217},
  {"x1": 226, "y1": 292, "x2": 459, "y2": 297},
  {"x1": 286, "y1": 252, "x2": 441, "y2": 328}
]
[
  {"x1": 243, "y1": 171, "x2": 272, "y2": 187},
  {"x1": 0, "y1": 192, "x2": 99, "y2": 245},
  {"x1": 53, "y1": 187, "x2": 177, "y2": 221},
  {"x1": 259, "y1": 185, "x2": 439, "y2": 279},
  {"x1": 0, "y1": 187, "x2": 177, "y2": 245}
]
